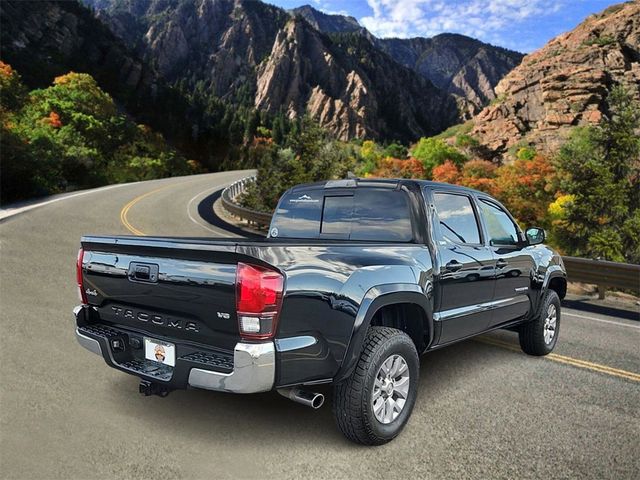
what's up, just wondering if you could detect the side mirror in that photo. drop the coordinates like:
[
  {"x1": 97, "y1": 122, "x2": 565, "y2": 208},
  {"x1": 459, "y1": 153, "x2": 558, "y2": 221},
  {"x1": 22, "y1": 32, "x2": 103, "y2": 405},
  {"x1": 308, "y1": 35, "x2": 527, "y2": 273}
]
[{"x1": 525, "y1": 227, "x2": 545, "y2": 245}]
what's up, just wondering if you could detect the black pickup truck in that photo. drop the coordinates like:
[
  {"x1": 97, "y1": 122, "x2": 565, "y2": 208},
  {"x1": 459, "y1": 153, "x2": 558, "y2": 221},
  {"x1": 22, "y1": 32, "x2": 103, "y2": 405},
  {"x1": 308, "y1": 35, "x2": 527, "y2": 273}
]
[{"x1": 75, "y1": 178, "x2": 566, "y2": 445}]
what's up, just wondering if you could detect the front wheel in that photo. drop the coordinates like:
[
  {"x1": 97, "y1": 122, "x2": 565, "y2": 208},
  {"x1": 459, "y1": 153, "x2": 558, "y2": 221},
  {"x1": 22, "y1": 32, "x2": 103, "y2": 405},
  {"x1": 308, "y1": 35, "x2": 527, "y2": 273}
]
[
  {"x1": 519, "y1": 290, "x2": 561, "y2": 356},
  {"x1": 333, "y1": 327, "x2": 419, "y2": 445}
]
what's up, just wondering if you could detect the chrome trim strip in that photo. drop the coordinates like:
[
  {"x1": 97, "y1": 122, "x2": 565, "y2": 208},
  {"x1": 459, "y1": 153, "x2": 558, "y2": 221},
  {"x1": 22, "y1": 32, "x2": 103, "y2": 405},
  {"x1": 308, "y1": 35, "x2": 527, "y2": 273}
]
[
  {"x1": 275, "y1": 336, "x2": 317, "y2": 352},
  {"x1": 188, "y1": 342, "x2": 275, "y2": 394},
  {"x1": 434, "y1": 296, "x2": 528, "y2": 322},
  {"x1": 75, "y1": 327, "x2": 103, "y2": 356}
]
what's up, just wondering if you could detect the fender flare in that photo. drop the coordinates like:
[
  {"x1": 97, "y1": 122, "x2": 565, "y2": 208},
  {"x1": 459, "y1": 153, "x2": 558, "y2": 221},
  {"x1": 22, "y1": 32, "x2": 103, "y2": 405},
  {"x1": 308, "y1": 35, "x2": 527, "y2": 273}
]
[
  {"x1": 540, "y1": 265, "x2": 567, "y2": 302},
  {"x1": 542, "y1": 265, "x2": 566, "y2": 291},
  {"x1": 333, "y1": 284, "x2": 433, "y2": 383},
  {"x1": 528, "y1": 266, "x2": 566, "y2": 315}
]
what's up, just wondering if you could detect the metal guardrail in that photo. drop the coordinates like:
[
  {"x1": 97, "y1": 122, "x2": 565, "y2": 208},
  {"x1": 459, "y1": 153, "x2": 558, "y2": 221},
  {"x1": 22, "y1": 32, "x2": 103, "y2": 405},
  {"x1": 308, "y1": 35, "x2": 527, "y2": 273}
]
[
  {"x1": 221, "y1": 176, "x2": 273, "y2": 227},
  {"x1": 222, "y1": 176, "x2": 640, "y2": 296},
  {"x1": 563, "y1": 256, "x2": 640, "y2": 297}
]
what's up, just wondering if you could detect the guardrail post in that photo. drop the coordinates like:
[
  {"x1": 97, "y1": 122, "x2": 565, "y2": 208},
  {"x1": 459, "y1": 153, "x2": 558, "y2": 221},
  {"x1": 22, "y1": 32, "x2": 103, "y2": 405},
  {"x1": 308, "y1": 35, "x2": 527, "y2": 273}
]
[{"x1": 597, "y1": 285, "x2": 606, "y2": 300}]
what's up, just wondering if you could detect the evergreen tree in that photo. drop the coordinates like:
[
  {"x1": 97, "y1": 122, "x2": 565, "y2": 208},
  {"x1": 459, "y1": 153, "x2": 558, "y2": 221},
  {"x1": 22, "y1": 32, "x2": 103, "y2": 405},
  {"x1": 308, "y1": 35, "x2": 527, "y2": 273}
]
[
  {"x1": 244, "y1": 109, "x2": 259, "y2": 142},
  {"x1": 554, "y1": 86, "x2": 640, "y2": 262}
]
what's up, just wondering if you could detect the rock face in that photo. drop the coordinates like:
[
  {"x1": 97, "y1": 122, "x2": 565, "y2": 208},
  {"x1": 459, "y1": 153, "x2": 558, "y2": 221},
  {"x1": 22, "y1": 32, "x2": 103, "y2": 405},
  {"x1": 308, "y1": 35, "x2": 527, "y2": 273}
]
[
  {"x1": 470, "y1": 2, "x2": 640, "y2": 159},
  {"x1": 292, "y1": 6, "x2": 523, "y2": 116},
  {"x1": 378, "y1": 34, "x2": 523, "y2": 116},
  {"x1": 255, "y1": 18, "x2": 457, "y2": 141},
  {"x1": 291, "y1": 5, "x2": 362, "y2": 34},
  {"x1": 86, "y1": 0, "x2": 289, "y2": 99},
  {"x1": 8, "y1": 0, "x2": 522, "y2": 142}
]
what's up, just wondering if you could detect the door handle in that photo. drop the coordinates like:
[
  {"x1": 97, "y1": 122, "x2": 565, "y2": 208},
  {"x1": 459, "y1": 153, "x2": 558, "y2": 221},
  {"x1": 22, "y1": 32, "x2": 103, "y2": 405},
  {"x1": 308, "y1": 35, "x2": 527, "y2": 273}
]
[
  {"x1": 496, "y1": 259, "x2": 508, "y2": 269},
  {"x1": 445, "y1": 260, "x2": 463, "y2": 272},
  {"x1": 128, "y1": 262, "x2": 159, "y2": 283}
]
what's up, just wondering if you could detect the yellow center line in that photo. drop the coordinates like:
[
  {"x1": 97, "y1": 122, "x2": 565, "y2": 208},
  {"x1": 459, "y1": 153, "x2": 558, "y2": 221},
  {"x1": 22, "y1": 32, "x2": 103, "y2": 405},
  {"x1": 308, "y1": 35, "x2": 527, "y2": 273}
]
[
  {"x1": 120, "y1": 183, "x2": 181, "y2": 236},
  {"x1": 476, "y1": 337, "x2": 640, "y2": 382}
]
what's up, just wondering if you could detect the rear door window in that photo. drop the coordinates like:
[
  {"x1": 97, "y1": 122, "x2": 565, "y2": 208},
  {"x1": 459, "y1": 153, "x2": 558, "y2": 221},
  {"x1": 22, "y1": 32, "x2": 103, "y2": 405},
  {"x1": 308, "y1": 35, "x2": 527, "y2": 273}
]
[
  {"x1": 321, "y1": 195, "x2": 354, "y2": 236},
  {"x1": 350, "y1": 189, "x2": 413, "y2": 241}
]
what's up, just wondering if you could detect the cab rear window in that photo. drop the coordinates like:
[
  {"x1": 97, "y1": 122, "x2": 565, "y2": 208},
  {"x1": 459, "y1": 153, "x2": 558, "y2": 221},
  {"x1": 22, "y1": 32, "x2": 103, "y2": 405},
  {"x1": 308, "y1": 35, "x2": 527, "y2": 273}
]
[{"x1": 270, "y1": 188, "x2": 413, "y2": 241}]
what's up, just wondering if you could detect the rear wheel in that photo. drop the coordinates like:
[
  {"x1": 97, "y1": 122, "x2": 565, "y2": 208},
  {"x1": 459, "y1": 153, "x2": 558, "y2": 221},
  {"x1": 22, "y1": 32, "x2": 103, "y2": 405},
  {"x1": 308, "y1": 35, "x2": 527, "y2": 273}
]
[
  {"x1": 519, "y1": 290, "x2": 561, "y2": 356},
  {"x1": 333, "y1": 327, "x2": 419, "y2": 445}
]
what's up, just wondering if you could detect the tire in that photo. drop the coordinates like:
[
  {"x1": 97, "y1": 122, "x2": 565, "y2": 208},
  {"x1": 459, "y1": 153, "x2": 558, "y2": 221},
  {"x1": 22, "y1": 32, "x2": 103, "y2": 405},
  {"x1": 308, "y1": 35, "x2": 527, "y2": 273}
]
[
  {"x1": 519, "y1": 289, "x2": 561, "y2": 356},
  {"x1": 333, "y1": 326, "x2": 419, "y2": 445}
]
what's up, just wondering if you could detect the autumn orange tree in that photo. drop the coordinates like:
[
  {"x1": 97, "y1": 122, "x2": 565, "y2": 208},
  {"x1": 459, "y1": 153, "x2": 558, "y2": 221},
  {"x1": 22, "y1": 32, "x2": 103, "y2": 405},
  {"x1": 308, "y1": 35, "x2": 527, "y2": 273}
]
[
  {"x1": 371, "y1": 157, "x2": 425, "y2": 179},
  {"x1": 432, "y1": 154, "x2": 558, "y2": 227},
  {"x1": 495, "y1": 154, "x2": 556, "y2": 226}
]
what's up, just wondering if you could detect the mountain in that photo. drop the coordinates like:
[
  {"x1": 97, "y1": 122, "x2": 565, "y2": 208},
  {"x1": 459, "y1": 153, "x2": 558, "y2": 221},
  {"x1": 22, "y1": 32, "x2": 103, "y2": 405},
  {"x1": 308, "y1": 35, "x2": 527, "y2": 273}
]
[
  {"x1": 3, "y1": 0, "x2": 523, "y2": 144},
  {"x1": 291, "y1": 5, "x2": 362, "y2": 34},
  {"x1": 377, "y1": 35, "x2": 523, "y2": 116},
  {"x1": 255, "y1": 18, "x2": 457, "y2": 140},
  {"x1": 83, "y1": 0, "x2": 458, "y2": 141},
  {"x1": 468, "y1": 1, "x2": 640, "y2": 159},
  {"x1": 0, "y1": 0, "x2": 153, "y2": 96},
  {"x1": 87, "y1": 0, "x2": 290, "y2": 101},
  {"x1": 291, "y1": 5, "x2": 523, "y2": 115}
]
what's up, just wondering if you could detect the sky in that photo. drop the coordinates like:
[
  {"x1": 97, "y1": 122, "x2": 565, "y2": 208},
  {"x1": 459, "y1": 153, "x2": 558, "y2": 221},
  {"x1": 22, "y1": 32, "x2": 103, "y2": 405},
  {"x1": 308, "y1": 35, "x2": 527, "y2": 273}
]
[{"x1": 268, "y1": 0, "x2": 621, "y2": 52}]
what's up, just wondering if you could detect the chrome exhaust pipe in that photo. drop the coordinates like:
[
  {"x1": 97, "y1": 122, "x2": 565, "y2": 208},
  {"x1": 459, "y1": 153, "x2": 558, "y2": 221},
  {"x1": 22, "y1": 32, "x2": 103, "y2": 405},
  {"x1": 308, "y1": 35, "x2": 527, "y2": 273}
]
[{"x1": 277, "y1": 387, "x2": 324, "y2": 409}]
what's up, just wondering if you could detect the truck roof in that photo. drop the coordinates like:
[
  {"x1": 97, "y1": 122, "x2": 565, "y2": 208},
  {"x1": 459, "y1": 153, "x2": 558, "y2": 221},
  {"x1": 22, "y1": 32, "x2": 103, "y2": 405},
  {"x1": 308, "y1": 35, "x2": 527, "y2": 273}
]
[{"x1": 288, "y1": 178, "x2": 482, "y2": 195}]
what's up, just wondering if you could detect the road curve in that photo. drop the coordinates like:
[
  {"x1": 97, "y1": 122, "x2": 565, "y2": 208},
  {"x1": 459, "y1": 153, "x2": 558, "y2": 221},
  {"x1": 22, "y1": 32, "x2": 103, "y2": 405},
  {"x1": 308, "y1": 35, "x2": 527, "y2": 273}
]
[{"x1": 1, "y1": 171, "x2": 638, "y2": 479}]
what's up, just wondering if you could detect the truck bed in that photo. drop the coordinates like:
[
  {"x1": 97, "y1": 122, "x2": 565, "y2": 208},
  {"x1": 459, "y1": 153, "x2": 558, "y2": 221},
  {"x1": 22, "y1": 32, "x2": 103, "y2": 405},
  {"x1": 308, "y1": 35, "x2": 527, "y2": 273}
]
[{"x1": 78, "y1": 234, "x2": 432, "y2": 387}]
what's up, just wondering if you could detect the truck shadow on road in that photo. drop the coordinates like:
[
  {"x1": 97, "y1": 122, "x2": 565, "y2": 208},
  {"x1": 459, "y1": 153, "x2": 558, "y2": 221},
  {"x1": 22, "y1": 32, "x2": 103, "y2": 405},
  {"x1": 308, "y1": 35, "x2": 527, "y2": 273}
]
[{"x1": 108, "y1": 333, "x2": 521, "y2": 448}]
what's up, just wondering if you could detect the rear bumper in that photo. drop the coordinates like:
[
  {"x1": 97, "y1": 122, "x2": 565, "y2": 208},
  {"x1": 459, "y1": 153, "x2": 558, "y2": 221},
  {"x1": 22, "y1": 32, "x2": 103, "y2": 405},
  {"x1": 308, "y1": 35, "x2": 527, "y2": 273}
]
[
  {"x1": 74, "y1": 307, "x2": 275, "y2": 394},
  {"x1": 187, "y1": 342, "x2": 275, "y2": 393}
]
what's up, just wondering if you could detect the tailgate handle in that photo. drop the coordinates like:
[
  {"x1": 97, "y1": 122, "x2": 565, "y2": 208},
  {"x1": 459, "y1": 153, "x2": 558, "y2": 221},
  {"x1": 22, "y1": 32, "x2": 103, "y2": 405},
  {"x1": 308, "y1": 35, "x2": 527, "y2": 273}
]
[{"x1": 128, "y1": 262, "x2": 159, "y2": 283}]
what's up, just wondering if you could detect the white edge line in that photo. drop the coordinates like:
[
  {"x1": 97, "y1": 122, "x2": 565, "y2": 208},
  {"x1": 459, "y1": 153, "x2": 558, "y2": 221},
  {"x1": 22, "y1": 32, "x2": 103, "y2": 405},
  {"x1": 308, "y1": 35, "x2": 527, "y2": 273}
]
[
  {"x1": 186, "y1": 182, "x2": 238, "y2": 237},
  {"x1": 564, "y1": 311, "x2": 640, "y2": 330},
  {"x1": 0, "y1": 183, "x2": 132, "y2": 221}
]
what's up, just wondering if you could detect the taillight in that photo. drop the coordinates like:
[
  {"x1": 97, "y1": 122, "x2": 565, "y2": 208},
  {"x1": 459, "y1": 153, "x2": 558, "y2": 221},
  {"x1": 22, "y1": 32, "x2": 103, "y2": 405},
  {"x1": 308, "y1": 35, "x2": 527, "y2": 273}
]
[
  {"x1": 236, "y1": 262, "x2": 284, "y2": 340},
  {"x1": 77, "y1": 248, "x2": 88, "y2": 305}
]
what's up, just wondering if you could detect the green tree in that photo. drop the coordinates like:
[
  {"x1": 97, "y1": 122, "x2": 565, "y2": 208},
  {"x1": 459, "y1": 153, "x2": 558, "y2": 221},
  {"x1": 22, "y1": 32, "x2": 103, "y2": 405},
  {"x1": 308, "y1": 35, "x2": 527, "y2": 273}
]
[
  {"x1": 271, "y1": 111, "x2": 286, "y2": 145},
  {"x1": 554, "y1": 86, "x2": 640, "y2": 262},
  {"x1": 383, "y1": 142, "x2": 407, "y2": 159},
  {"x1": 411, "y1": 137, "x2": 467, "y2": 178},
  {"x1": 358, "y1": 140, "x2": 383, "y2": 175},
  {"x1": 242, "y1": 117, "x2": 356, "y2": 212},
  {"x1": 0, "y1": 62, "x2": 26, "y2": 112},
  {"x1": 244, "y1": 109, "x2": 259, "y2": 142}
]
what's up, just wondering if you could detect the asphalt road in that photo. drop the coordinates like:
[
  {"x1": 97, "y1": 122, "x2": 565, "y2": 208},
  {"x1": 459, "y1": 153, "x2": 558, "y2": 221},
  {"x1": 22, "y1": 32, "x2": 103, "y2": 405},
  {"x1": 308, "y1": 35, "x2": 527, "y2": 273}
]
[{"x1": 1, "y1": 172, "x2": 639, "y2": 479}]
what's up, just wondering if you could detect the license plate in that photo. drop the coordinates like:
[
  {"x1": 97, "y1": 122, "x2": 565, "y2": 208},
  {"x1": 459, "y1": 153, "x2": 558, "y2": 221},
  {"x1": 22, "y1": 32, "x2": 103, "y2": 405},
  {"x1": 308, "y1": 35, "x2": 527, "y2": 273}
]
[{"x1": 144, "y1": 337, "x2": 176, "y2": 367}]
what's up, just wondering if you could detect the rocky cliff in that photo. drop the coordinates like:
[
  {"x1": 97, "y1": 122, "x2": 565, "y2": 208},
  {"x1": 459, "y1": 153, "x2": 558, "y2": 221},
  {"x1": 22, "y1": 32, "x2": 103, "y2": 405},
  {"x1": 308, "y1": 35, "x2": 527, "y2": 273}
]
[
  {"x1": 291, "y1": 5, "x2": 362, "y2": 34},
  {"x1": 85, "y1": 0, "x2": 289, "y2": 100},
  {"x1": 469, "y1": 1, "x2": 640, "y2": 159},
  {"x1": 378, "y1": 34, "x2": 523, "y2": 116},
  {"x1": 255, "y1": 18, "x2": 457, "y2": 140},
  {"x1": 5, "y1": 0, "x2": 525, "y2": 143},
  {"x1": 292, "y1": 5, "x2": 523, "y2": 115}
]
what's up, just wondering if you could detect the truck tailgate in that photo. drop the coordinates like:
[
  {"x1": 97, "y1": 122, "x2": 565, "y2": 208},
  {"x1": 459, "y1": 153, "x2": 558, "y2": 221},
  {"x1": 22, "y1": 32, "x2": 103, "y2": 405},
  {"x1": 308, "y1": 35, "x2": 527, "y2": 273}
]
[{"x1": 81, "y1": 236, "x2": 242, "y2": 351}]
